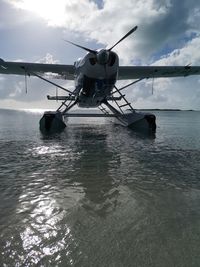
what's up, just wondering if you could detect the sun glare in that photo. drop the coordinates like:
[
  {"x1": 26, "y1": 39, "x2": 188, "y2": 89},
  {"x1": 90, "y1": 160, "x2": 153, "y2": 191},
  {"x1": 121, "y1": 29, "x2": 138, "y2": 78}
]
[{"x1": 12, "y1": 0, "x2": 67, "y2": 26}]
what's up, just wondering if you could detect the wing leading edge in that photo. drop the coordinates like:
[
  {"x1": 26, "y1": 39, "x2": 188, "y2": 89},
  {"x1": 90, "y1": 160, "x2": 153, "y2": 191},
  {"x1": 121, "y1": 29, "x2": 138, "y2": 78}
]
[
  {"x1": 118, "y1": 66, "x2": 200, "y2": 80},
  {"x1": 1, "y1": 58, "x2": 200, "y2": 80},
  {"x1": 0, "y1": 58, "x2": 75, "y2": 80}
]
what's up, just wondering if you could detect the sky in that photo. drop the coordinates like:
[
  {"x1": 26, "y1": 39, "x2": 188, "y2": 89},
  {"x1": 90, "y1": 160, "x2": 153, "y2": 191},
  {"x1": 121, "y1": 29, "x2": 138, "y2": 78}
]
[{"x1": 0, "y1": 0, "x2": 200, "y2": 110}]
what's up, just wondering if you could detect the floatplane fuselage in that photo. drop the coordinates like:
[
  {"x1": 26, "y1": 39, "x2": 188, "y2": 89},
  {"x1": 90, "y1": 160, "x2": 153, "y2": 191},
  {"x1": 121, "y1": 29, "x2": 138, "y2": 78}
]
[{"x1": 74, "y1": 49, "x2": 118, "y2": 108}]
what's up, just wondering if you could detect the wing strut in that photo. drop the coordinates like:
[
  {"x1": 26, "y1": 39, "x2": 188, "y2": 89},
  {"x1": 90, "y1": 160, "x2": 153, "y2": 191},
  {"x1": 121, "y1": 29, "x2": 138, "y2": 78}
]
[
  {"x1": 111, "y1": 78, "x2": 145, "y2": 95},
  {"x1": 23, "y1": 69, "x2": 76, "y2": 96},
  {"x1": 21, "y1": 68, "x2": 79, "y2": 115}
]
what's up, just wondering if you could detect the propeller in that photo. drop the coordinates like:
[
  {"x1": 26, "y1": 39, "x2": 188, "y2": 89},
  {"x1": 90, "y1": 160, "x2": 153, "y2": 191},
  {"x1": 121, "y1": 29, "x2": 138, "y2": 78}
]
[
  {"x1": 108, "y1": 25, "x2": 138, "y2": 51},
  {"x1": 64, "y1": 26, "x2": 138, "y2": 65},
  {"x1": 63, "y1": 40, "x2": 97, "y2": 55}
]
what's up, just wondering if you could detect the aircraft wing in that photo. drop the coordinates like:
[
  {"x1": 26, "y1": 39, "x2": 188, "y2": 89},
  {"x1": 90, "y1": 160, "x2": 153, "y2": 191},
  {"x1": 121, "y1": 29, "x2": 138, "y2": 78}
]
[
  {"x1": 118, "y1": 66, "x2": 200, "y2": 80},
  {"x1": 0, "y1": 58, "x2": 75, "y2": 80},
  {"x1": 1, "y1": 58, "x2": 200, "y2": 81}
]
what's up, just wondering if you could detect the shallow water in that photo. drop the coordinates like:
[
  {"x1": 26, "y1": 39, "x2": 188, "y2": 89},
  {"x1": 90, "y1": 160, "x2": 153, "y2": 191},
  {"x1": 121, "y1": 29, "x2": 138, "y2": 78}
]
[{"x1": 0, "y1": 109, "x2": 200, "y2": 266}]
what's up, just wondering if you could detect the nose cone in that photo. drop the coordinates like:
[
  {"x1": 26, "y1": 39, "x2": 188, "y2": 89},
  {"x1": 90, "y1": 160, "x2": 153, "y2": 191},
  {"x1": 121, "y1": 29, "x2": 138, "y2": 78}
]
[{"x1": 97, "y1": 49, "x2": 109, "y2": 65}]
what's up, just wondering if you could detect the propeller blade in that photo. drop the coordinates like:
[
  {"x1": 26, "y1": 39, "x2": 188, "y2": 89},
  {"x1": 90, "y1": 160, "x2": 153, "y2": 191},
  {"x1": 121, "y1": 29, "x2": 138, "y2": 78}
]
[
  {"x1": 63, "y1": 39, "x2": 97, "y2": 54},
  {"x1": 108, "y1": 25, "x2": 138, "y2": 51}
]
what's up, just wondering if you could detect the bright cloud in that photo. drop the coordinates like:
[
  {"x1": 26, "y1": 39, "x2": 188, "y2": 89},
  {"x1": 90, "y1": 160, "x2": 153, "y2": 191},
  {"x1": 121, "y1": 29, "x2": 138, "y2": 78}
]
[
  {"x1": 6, "y1": 0, "x2": 200, "y2": 63},
  {"x1": 153, "y1": 36, "x2": 200, "y2": 66},
  {"x1": 8, "y1": 0, "x2": 69, "y2": 26},
  {"x1": 7, "y1": 0, "x2": 99, "y2": 28},
  {"x1": 1, "y1": 0, "x2": 200, "y2": 109}
]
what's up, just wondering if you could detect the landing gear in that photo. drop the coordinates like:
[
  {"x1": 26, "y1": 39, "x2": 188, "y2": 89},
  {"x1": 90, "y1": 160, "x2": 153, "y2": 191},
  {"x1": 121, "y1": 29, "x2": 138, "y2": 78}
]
[
  {"x1": 39, "y1": 99, "x2": 78, "y2": 133},
  {"x1": 101, "y1": 82, "x2": 156, "y2": 132},
  {"x1": 103, "y1": 101, "x2": 156, "y2": 132},
  {"x1": 27, "y1": 71, "x2": 77, "y2": 133},
  {"x1": 32, "y1": 70, "x2": 156, "y2": 133}
]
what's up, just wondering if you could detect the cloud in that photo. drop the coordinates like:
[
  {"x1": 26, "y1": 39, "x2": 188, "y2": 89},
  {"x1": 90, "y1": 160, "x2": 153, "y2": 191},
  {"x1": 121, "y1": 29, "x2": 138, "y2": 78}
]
[
  {"x1": 0, "y1": 72, "x2": 75, "y2": 109},
  {"x1": 36, "y1": 53, "x2": 60, "y2": 64},
  {"x1": 1, "y1": 0, "x2": 200, "y2": 110},
  {"x1": 115, "y1": 34, "x2": 200, "y2": 110},
  {"x1": 4, "y1": 0, "x2": 200, "y2": 63},
  {"x1": 4, "y1": 0, "x2": 99, "y2": 28},
  {"x1": 0, "y1": 52, "x2": 74, "y2": 108},
  {"x1": 153, "y1": 35, "x2": 200, "y2": 66}
]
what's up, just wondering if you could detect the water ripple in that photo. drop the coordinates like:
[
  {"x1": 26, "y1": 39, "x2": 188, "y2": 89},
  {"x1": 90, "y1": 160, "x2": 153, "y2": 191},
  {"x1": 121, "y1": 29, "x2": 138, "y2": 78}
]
[{"x1": 0, "y1": 111, "x2": 200, "y2": 266}]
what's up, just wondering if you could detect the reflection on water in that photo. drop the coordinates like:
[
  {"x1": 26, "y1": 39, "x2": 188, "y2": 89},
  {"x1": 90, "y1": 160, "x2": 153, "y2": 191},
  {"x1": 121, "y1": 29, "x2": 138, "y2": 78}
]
[
  {"x1": 18, "y1": 191, "x2": 70, "y2": 265},
  {"x1": 0, "y1": 111, "x2": 200, "y2": 266}
]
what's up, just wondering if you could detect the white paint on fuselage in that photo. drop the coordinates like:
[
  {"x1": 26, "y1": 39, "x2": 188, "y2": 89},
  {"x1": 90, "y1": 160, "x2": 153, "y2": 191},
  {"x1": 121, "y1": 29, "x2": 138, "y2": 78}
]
[{"x1": 74, "y1": 51, "x2": 119, "y2": 108}]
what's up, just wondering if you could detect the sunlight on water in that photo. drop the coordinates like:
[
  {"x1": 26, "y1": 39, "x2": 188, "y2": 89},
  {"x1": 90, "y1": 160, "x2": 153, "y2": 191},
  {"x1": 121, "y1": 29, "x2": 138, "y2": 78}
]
[
  {"x1": 22, "y1": 108, "x2": 46, "y2": 114},
  {"x1": 13, "y1": 172, "x2": 84, "y2": 265},
  {"x1": 0, "y1": 110, "x2": 200, "y2": 266},
  {"x1": 17, "y1": 192, "x2": 69, "y2": 264},
  {"x1": 30, "y1": 145, "x2": 65, "y2": 155}
]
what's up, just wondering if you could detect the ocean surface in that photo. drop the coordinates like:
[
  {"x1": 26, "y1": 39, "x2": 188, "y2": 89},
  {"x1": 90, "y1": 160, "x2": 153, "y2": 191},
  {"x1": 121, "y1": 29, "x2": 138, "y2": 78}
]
[{"x1": 0, "y1": 109, "x2": 200, "y2": 267}]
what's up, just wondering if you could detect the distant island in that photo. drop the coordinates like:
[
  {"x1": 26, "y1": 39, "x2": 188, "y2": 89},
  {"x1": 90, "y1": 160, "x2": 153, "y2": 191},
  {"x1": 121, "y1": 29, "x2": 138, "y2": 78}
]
[
  {"x1": 0, "y1": 108, "x2": 198, "y2": 113},
  {"x1": 136, "y1": 109, "x2": 196, "y2": 111}
]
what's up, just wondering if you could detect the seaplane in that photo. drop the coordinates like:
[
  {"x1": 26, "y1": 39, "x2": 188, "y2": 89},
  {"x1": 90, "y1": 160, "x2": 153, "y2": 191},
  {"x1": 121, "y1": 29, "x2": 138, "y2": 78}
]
[{"x1": 1, "y1": 26, "x2": 200, "y2": 133}]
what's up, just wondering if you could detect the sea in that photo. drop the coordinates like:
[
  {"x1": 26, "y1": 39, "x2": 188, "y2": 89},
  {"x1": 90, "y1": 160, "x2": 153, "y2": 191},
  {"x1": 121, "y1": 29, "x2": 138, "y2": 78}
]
[{"x1": 0, "y1": 109, "x2": 200, "y2": 267}]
